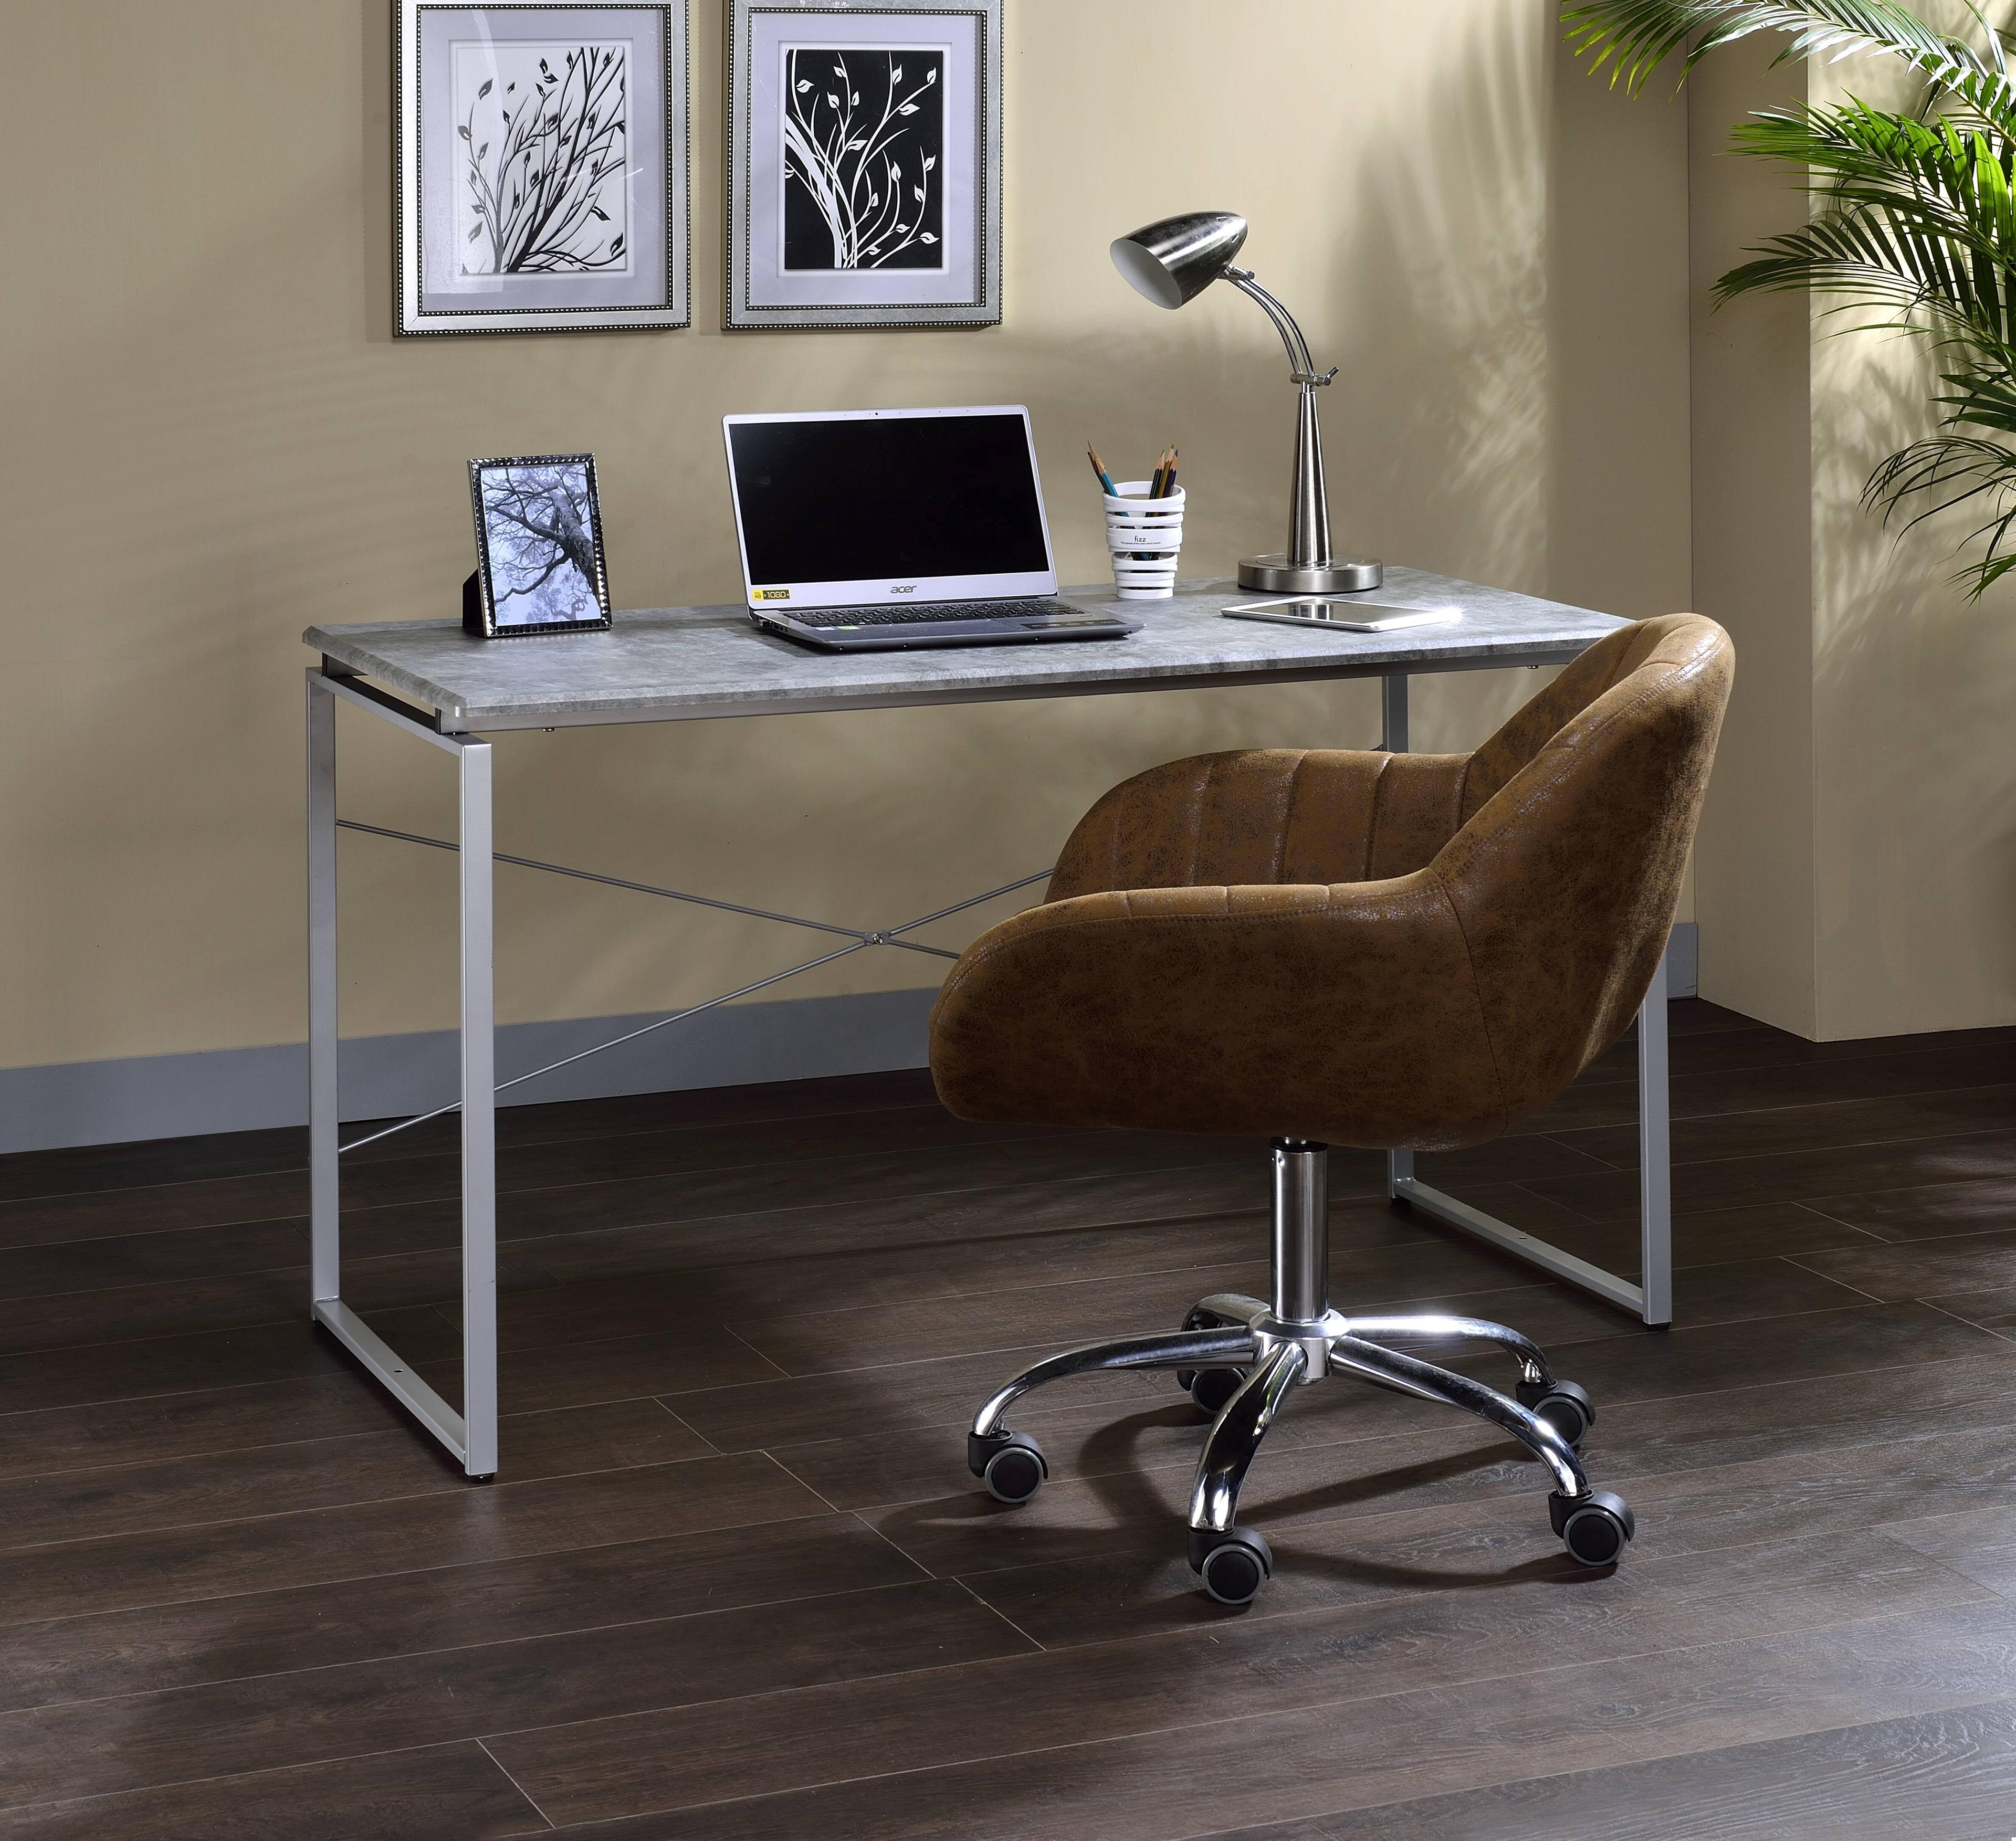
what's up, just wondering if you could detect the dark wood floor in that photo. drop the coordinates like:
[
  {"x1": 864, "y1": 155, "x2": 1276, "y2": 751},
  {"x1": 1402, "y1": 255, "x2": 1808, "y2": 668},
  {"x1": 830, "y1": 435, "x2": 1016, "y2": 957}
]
[{"x1": 7, "y1": 1001, "x2": 2016, "y2": 1836}]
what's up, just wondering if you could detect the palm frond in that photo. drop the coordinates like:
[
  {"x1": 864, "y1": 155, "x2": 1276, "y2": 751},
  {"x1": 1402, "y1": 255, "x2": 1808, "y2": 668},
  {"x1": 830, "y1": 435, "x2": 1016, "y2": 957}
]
[
  {"x1": 1567, "y1": 0, "x2": 2016, "y2": 599},
  {"x1": 1562, "y1": 1, "x2": 2016, "y2": 135}
]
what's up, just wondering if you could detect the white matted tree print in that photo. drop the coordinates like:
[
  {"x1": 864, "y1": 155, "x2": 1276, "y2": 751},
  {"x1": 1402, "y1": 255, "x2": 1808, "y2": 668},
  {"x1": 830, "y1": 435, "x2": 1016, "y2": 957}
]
[
  {"x1": 454, "y1": 42, "x2": 632, "y2": 278},
  {"x1": 727, "y1": 1, "x2": 1000, "y2": 329},
  {"x1": 396, "y1": 3, "x2": 689, "y2": 335}
]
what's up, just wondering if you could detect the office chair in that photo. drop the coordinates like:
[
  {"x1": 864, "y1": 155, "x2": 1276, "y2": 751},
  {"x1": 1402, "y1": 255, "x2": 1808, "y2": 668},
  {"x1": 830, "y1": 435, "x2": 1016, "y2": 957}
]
[{"x1": 930, "y1": 615, "x2": 1733, "y2": 1603}]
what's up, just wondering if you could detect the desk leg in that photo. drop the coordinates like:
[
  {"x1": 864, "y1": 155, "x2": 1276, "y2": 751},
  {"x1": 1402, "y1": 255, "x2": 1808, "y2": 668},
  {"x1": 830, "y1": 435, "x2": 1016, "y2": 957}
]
[
  {"x1": 308, "y1": 676, "x2": 340, "y2": 1311},
  {"x1": 1637, "y1": 958, "x2": 1674, "y2": 1327},
  {"x1": 1380, "y1": 671, "x2": 1408, "y2": 753},
  {"x1": 1382, "y1": 673, "x2": 1413, "y2": 1201},
  {"x1": 304, "y1": 668, "x2": 502, "y2": 1479},
  {"x1": 1377, "y1": 667, "x2": 1674, "y2": 1325},
  {"x1": 460, "y1": 739, "x2": 499, "y2": 1479}
]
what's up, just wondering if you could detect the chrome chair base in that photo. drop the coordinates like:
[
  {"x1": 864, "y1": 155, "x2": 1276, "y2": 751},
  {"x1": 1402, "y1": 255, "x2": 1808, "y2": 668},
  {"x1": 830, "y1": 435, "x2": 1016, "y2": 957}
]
[{"x1": 967, "y1": 1139, "x2": 1635, "y2": 1602}]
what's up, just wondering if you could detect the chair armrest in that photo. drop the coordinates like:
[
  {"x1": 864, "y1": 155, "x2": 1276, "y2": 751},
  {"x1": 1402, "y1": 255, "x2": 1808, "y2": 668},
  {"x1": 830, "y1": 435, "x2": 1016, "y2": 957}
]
[{"x1": 929, "y1": 876, "x2": 1508, "y2": 1149}]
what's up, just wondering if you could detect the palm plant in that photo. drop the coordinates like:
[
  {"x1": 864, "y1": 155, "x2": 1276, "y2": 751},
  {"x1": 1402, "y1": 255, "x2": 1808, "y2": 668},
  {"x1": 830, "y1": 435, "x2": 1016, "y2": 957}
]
[{"x1": 1564, "y1": 1, "x2": 2016, "y2": 594}]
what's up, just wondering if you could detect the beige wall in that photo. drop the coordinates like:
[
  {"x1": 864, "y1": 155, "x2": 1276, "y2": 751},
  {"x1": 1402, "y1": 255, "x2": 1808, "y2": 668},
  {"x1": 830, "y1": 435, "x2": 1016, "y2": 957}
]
[
  {"x1": 1690, "y1": 39, "x2": 2016, "y2": 1039},
  {"x1": 1687, "y1": 49, "x2": 1817, "y2": 1035},
  {"x1": 0, "y1": 1, "x2": 1692, "y2": 1075}
]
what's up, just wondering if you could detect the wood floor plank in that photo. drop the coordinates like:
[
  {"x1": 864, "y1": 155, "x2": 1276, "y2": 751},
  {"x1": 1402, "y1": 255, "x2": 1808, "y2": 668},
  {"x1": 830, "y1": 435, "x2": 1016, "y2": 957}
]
[
  {"x1": 764, "y1": 1334, "x2": 2016, "y2": 1523},
  {"x1": 1789, "y1": 1227, "x2": 2016, "y2": 1301},
  {"x1": 1294, "y1": 1696, "x2": 2016, "y2": 1840},
  {"x1": 0, "y1": 1398, "x2": 704, "y2": 1554},
  {"x1": 487, "y1": 1528, "x2": 1974, "y2": 1828},
  {"x1": 1425, "y1": 1197, "x2": 1886, "y2": 1273},
  {"x1": 335, "y1": 1138, "x2": 1271, "y2": 1267},
  {"x1": 495, "y1": 1596, "x2": 2016, "y2": 1839},
  {"x1": 418, "y1": 1194, "x2": 1550, "y2": 1349},
  {"x1": 0, "y1": 1219, "x2": 311, "y2": 1301},
  {"x1": 0, "y1": 1308, "x2": 460, "y2": 1415},
  {"x1": 1522, "y1": 1125, "x2": 2016, "y2": 1222},
  {"x1": 0, "y1": 1579, "x2": 1030, "y2": 1811},
  {"x1": 672, "y1": 1292, "x2": 1994, "y2": 1457},
  {"x1": 410, "y1": 1323, "x2": 781, "y2": 1417},
  {"x1": 727, "y1": 1255, "x2": 1868, "y2": 1380},
  {"x1": 0, "y1": 1511, "x2": 918, "y2": 1712},
  {"x1": 0, "y1": 1249, "x2": 467, "y2": 1359},
  {"x1": 1796, "y1": 1174, "x2": 2016, "y2": 1242},
  {"x1": 0, "y1": 1450, "x2": 823, "y2": 1628},
  {"x1": 0, "y1": 1365, "x2": 454, "y2": 1481},
  {"x1": 0, "y1": 1741, "x2": 545, "y2": 1840},
  {"x1": 0, "y1": 1110, "x2": 1071, "y2": 1255},
  {"x1": 1519, "y1": 1037, "x2": 2016, "y2": 1137},
  {"x1": 0, "y1": 1161, "x2": 1294, "y2": 1361},
  {"x1": 342, "y1": 1158, "x2": 1269, "y2": 1287},
  {"x1": 1557, "y1": 1079, "x2": 2016, "y2": 1172}
]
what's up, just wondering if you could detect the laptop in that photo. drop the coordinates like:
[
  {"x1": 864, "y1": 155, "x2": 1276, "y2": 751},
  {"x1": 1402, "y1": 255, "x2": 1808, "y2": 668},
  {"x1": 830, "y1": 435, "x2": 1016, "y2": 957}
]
[{"x1": 722, "y1": 406, "x2": 1140, "y2": 651}]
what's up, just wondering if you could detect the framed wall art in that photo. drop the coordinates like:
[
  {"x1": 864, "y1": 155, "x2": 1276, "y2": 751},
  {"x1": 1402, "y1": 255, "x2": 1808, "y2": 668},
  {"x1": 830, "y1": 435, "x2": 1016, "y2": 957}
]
[
  {"x1": 396, "y1": 4, "x2": 689, "y2": 335},
  {"x1": 464, "y1": 454, "x2": 613, "y2": 636},
  {"x1": 725, "y1": 1, "x2": 1002, "y2": 330}
]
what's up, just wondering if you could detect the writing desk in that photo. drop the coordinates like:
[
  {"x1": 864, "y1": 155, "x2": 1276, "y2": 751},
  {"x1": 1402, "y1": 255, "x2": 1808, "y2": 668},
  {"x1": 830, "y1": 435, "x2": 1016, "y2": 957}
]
[{"x1": 304, "y1": 573, "x2": 1671, "y2": 1478}]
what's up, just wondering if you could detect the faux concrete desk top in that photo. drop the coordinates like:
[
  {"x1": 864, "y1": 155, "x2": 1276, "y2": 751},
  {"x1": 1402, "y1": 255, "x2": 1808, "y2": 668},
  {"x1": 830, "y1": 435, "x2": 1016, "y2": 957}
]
[{"x1": 304, "y1": 573, "x2": 1624, "y2": 731}]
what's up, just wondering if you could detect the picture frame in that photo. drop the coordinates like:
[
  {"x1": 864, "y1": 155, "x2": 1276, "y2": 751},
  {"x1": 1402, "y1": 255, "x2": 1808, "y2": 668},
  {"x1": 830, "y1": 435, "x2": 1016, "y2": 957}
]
[
  {"x1": 396, "y1": 3, "x2": 689, "y2": 335},
  {"x1": 725, "y1": 0, "x2": 1002, "y2": 330},
  {"x1": 465, "y1": 454, "x2": 614, "y2": 637}
]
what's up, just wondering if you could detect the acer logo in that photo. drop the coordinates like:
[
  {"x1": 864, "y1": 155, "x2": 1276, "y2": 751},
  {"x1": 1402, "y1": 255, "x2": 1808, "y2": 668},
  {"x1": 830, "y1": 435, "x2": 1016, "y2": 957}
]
[{"x1": 891, "y1": 583, "x2": 918, "y2": 594}]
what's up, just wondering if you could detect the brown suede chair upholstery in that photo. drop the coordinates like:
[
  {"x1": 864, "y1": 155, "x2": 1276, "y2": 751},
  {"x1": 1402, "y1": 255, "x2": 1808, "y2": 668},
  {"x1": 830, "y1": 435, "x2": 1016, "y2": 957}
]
[
  {"x1": 932, "y1": 614, "x2": 1732, "y2": 1152},
  {"x1": 934, "y1": 616, "x2": 1733, "y2": 1602}
]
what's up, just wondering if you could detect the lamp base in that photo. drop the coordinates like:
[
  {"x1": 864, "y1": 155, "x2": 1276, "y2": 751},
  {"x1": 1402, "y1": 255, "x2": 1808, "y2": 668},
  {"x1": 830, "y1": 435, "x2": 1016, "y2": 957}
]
[{"x1": 1239, "y1": 555, "x2": 1383, "y2": 594}]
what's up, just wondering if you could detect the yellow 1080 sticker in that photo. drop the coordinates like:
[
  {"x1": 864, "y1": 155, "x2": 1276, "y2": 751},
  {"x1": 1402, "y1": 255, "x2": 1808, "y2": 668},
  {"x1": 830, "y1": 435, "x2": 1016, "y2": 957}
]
[{"x1": 753, "y1": 588, "x2": 791, "y2": 601}]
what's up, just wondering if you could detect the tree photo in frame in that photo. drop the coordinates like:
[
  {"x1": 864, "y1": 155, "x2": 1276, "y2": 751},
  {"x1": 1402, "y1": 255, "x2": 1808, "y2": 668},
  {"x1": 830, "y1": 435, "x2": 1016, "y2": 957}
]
[
  {"x1": 466, "y1": 455, "x2": 613, "y2": 636},
  {"x1": 727, "y1": 1, "x2": 1001, "y2": 329},
  {"x1": 397, "y1": 3, "x2": 689, "y2": 335}
]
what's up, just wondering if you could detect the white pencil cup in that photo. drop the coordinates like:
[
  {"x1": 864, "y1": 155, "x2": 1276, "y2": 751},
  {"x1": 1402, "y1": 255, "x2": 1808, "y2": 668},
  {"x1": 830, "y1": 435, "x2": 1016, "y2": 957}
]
[{"x1": 1104, "y1": 481, "x2": 1186, "y2": 599}]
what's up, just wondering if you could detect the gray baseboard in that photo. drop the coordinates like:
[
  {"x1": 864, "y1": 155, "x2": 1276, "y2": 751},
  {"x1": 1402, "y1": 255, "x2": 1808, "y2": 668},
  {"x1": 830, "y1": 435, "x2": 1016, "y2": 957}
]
[
  {"x1": 1666, "y1": 920, "x2": 1699, "y2": 999},
  {"x1": 0, "y1": 986, "x2": 939, "y2": 1156}
]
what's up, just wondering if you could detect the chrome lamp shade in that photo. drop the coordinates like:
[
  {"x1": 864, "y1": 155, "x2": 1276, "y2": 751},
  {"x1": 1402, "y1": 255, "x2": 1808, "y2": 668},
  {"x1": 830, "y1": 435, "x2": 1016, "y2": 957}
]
[{"x1": 1110, "y1": 213, "x2": 1380, "y2": 595}]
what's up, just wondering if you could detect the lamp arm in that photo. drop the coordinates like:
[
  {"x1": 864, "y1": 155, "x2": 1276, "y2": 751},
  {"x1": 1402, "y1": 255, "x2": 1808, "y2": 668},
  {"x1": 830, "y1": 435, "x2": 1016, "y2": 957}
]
[{"x1": 1222, "y1": 267, "x2": 1332, "y2": 386}]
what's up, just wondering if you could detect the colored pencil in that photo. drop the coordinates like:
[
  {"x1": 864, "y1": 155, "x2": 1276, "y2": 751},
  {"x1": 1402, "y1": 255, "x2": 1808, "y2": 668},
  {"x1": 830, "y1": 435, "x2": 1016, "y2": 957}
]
[
  {"x1": 1160, "y1": 447, "x2": 1179, "y2": 498},
  {"x1": 1087, "y1": 444, "x2": 1120, "y2": 498}
]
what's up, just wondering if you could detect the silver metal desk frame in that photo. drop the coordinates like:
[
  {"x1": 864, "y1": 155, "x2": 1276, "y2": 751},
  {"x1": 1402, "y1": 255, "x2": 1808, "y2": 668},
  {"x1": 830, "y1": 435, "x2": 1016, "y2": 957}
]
[
  {"x1": 309, "y1": 667, "x2": 499, "y2": 1476},
  {"x1": 306, "y1": 625, "x2": 1673, "y2": 1482}
]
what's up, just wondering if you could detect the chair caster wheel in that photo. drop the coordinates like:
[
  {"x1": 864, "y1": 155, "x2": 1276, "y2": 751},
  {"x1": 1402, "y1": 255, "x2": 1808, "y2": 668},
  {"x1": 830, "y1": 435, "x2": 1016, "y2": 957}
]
[
  {"x1": 968, "y1": 1430, "x2": 1047, "y2": 1505},
  {"x1": 1188, "y1": 1526, "x2": 1273, "y2": 1605},
  {"x1": 1519, "y1": 1377, "x2": 1594, "y2": 1450},
  {"x1": 1183, "y1": 1367, "x2": 1246, "y2": 1416},
  {"x1": 1549, "y1": 1488, "x2": 1634, "y2": 1566}
]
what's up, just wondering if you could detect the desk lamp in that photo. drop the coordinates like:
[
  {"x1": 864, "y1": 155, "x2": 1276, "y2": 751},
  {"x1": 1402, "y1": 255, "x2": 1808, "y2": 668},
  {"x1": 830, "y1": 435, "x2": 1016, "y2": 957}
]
[{"x1": 1111, "y1": 212, "x2": 1381, "y2": 595}]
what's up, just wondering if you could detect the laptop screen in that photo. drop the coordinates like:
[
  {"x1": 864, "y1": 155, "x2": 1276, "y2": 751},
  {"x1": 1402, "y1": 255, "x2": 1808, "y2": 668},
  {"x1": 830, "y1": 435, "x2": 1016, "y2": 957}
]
[{"x1": 724, "y1": 409, "x2": 1056, "y2": 606}]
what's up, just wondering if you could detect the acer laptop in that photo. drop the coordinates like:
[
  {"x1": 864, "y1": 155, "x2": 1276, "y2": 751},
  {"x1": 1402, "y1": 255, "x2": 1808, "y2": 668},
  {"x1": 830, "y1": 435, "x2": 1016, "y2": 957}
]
[{"x1": 722, "y1": 406, "x2": 1139, "y2": 651}]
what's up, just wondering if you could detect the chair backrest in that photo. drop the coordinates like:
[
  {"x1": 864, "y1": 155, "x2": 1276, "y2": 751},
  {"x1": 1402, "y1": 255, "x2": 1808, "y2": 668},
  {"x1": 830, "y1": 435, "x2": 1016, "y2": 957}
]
[{"x1": 1430, "y1": 614, "x2": 1731, "y2": 1116}]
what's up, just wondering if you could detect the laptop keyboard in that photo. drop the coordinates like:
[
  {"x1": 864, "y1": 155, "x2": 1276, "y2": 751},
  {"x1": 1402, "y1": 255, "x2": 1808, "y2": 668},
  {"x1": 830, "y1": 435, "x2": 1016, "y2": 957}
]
[{"x1": 789, "y1": 598, "x2": 1083, "y2": 629}]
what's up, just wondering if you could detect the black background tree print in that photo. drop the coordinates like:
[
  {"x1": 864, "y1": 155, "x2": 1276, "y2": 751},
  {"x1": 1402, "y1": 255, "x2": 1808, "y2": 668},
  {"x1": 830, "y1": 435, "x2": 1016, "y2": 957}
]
[
  {"x1": 783, "y1": 48, "x2": 943, "y2": 270},
  {"x1": 461, "y1": 45, "x2": 627, "y2": 276},
  {"x1": 479, "y1": 464, "x2": 603, "y2": 626}
]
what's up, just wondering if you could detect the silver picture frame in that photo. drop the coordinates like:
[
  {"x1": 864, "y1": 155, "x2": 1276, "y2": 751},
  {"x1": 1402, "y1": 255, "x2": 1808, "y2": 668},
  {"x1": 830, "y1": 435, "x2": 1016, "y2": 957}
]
[
  {"x1": 397, "y1": 3, "x2": 690, "y2": 335},
  {"x1": 726, "y1": 1, "x2": 1002, "y2": 330},
  {"x1": 466, "y1": 453, "x2": 614, "y2": 637}
]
